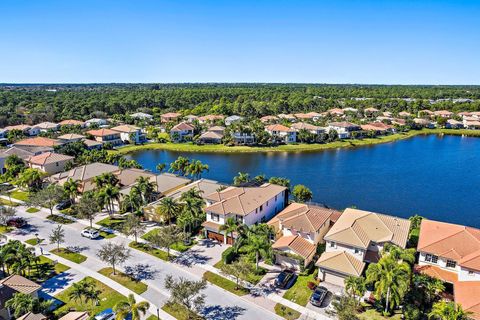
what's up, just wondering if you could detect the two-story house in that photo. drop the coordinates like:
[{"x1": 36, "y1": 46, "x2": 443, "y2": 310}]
[
  {"x1": 111, "y1": 124, "x2": 146, "y2": 144},
  {"x1": 170, "y1": 122, "x2": 194, "y2": 142},
  {"x1": 161, "y1": 112, "x2": 182, "y2": 123},
  {"x1": 0, "y1": 275, "x2": 41, "y2": 320},
  {"x1": 87, "y1": 128, "x2": 123, "y2": 146},
  {"x1": 416, "y1": 219, "x2": 480, "y2": 319},
  {"x1": 316, "y1": 208, "x2": 410, "y2": 287},
  {"x1": 202, "y1": 183, "x2": 287, "y2": 244},
  {"x1": 327, "y1": 122, "x2": 361, "y2": 139},
  {"x1": 291, "y1": 122, "x2": 326, "y2": 136},
  {"x1": 27, "y1": 152, "x2": 74, "y2": 175},
  {"x1": 4, "y1": 124, "x2": 40, "y2": 136},
  {"x1": 33, "y1": 121, "x2": 59, "y2": 133},
  {"x1": 265, "y1": 124, "x2": 297, "y2": 143},
  {"x1": 268, "y1": 203, "x2": 342, "y2": 270}
]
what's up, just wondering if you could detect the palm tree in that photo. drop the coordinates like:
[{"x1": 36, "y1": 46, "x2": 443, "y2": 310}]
[
  {"x1": 5, "y1": 293, "x2": 36, "y2": 318},
  {"x1": 94, "y1": 172, "x2": 119, "y2": 189},
  {"x1": 155, "y1": 197, "x2": 179, "y2": 224},
  {"x1": 243, "y1": 234, "x2": 271, "y2": 270},
  {"x1": 233, "y1": 172, "x2": 250, "y2": 186},
  {"x1": 366, "y1": 255, "x2": 411, "y2": 314},
  {"x1": 16, "y1": 168, "x2": 43, "y2": 191},
  {"x1": 100, "y1": 184, "x2": 120, "y2": 215},
  {"x1": 187, "y1": 160, "x2": 209, "y2": 180},
  {"x1": 136, "y1": 176, "x2": 156, "y2": 204},
  {"x1": 383, "y1": 243, "x2": 416, "y2": 265},
  {"x1": 219, "y1": 217, "x2": 239, "y2": 245},
  {"x1": 169, "y1": 156, "x2": 190, "y2": 176},
  {"x1": 63, "y1": 178, "x2": 80, "y2": 204},
  {"x1": 344, "y1": 276, "x2": 366, "y2": 308},
  {"x1": 156, "y1": 163, "x2": 167, "y2": 173},
  {"x1": 428, "y1": 300, "x2": 472, "y2": 320},
  {"x1": 113, "y1": 294, "x2": 150, "y2": 320}
]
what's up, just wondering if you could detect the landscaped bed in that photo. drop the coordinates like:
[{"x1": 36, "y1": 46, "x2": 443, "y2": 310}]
[
  {"x1": 358, "y1": 308, "x2": 403, "y2": 320},
  {"x1": 129, "y1": 241, "x2": 169, "y2": 261},
  {"x1": 162, "y1": 302, "x2": 202, "y2": 320},
  {"x1": 98, "y1": 267, "x2": 148, "y2": 294},
  {"x1": 142, "y1": 228, "x2": 196, "y2": 252},
  {"x1": 26, "y1": 207, "x2": 40, "y2": 213},
  {"x1": 97, "y1": 216, "x2": 127, "y2": 231},
  {"x1": 25, "y1": 237, "x2": 44, "y2": 245},
  {"x1": 26, "y1": 255, "x2": 70, "y2": 282},
  {"x1": 51, "y1": 248, "x2": 88, "y2": 263},
  {"x1": 54, "y1": 277, "x2": 126, "y2": 317},
  {"x1": 8, "y1": 190, "x2": 30, "y2": 201},
  {"x1": 282, "y1": 273, "x2": 318, "y2": 307},
  {"x1": 0, "y1": 225, "x2": 13, "y2": 234},
  {"x1": 203, "y1": 271, "x2": 249, "y2": 296},
  {"x1": 0, "y1": 198, "x2": 18, "y2": 206},
  {"x1": 46, "y1": 214, "x2": 74, "y2": 224},
  {"x1": 213, "y1": 259, "x2": 267, "y2": 285},
  {"x1": 274, "y1": 303, "x2": 301, "y2": 320}
]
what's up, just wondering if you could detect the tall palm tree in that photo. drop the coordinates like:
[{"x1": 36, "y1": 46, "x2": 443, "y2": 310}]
[
  {"x1": 100, "y1": 184, "x2": 120, "y2": 215},
  {"x1": 233, "y1": 172, "x2": 250, "y2": 186},
  {"x1": 136, "y1": 176, "x2": 156, "y2": 204},
  {"x1": 156, "y1": 163, "x2": 167, "y2": 173},
  {"x1": 155, "y1": 197, "x2": 179, "y2": 224},
  {"x1": 5, "y1": 293, "x2": 35, "y2": 318},
  {"x1": 94, "y1": 172, "x2": 119, "y2": 189},
  {"x1": 383, "y1": 243, "x2": 416, "y2": 265},
  {"x1": 428, "y1": 301, "x2": 472, "y2": 320},
  {"x1": 243, "y1": 234, "x2": 271, "y2": 270},
  {"x1": 113, "y1": 294, "x2": 150, "y2": 320},
  {"x1": 187, "y1": 160, "x2": 209, "y2": 180},
  {"x1": 219, "y1": 217, "x2": 239, "y2": 245},
  {"x1": 63, "y1": 178, "x2": 80, "y2": 204},
  {"x1": 344, "y1": 276, "x2": 366, "y2": 307},
  {"x1": 366, "y1": 255, "x2": 411, "y2": 314}
]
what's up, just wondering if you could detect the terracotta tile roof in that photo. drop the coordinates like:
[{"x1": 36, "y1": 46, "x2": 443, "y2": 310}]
[
  {"x1": 316, "y1": 251, "x2": 365, "y2": 277},
  {"x1": 111, "y1": 124, "x2": 140, "y2": 133},
  {"x1": 57, "y1": 133, "x2": 85, "y2": 140},
  {"x1": 260, "y1": 115, "x2": 278, "y2": 122},
  {"x1": 415, "y1": 264, "x2": 459, "y2": 283},
  {"x1": 205, "y1": 183, "x2": 286, "y2": 216},
  {"x1": 49, "y1": 162, "x2": 119, "y2": 182},
  {"x1": 305, "y1": 112, "x2": 322, "y2": 117},
  {"x1": 294, "y1": 113, "x2": 312, "y2": 119},
  {"x1": 360, "y1": 122, "x2": 393, "y2": 131},
  {"x1": 171, "y1": 122, "x2": 194, "y2": 131},
  {"x1": 58, "y1": 312, "x2": 89, "y2": 320},
  {"x1": 198, "y1": 115, "x2": 224, "y2": 121},
  {"x1": 454, "y1": 281, "x2": 480, "y2": 319},
  {"x1": 272, "y1": 235, "x2": 316, "y2": 260},
  {"x1": 87, "y1": 128, "x2": 120, "y2": 137},
  {"x1": 115, "y1": 168, "x2": 155, "y2": 187},
  {"x1": 291, "y1": 122, "x2": 321, "y2": 131},
  {"x1": 161, "y1": 112, "x2": 182, "y2": 118},
  {"x1": 201, "y1": 220, "x2": 223, "y2": 232},
  {"x1": 418, "y1": 220, "x2": 480, "y2": 271},
  {"x1": 208, "y1": 126, "x2": 225, "y2": 132},
  {"x1": 0, "y1": 274, "x2": 41, "y2": 294},
  {"x1": 83, "y1": 139, "x2": 103, "y2": 147},
  {"x1": 329, "y1": 122, "x2": 360, "y2": 129},
  {"x1": 14, "y1": 137, "x2": 61, "y2": 147},
  {"x1": 265, "y1": 124, "x2": 294, "y2": 132},
  {"x1": 34, "y1": 122, "x2": 58, "y2": 130},
  {"x1": 17, "y1": 313, "x2": 47, "y2": 320},
  {"x1": 199, "y1": 131, "x2": 223, "y2": 140},
  {"x1": 364, "y1": 107, "x2": 379, "y2": 112},
  {"x1": 328, "y1": 108, "x2": 345, "y2": 115},
  {"x1": 59, "y1": 119, "x2": 85, "y2": 126},
  {"x1": 434, "y1": 110, "x2": 453, "y2": 115},
  {"x1": 4, "y1": 124, "x2": 32, "y2": 131},
  {"x1": 27, "y1": 152, "x2": 73, "y2": 166},
  {"x1": 324, "y1": 208, "x2": 410, "y2": 249}
]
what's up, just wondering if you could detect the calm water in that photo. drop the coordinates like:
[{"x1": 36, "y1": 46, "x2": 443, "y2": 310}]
[{"x1": 127, "y1": 135, "x2": 480, "y2": 227}]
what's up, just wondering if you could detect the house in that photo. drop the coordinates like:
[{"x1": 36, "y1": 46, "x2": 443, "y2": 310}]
[
  {"x1": 277, "y1": 114, "x2": 297, "y2": 122},
  {"x1": 198, "y1": 115, "x2": 224, "y2": 124},
  {"x1": 87, "y1": 129, "x2": 123, "y2": 146},
  {"x1": 231, "y1": 131, "x2": 256, "y2": 145},
  {"x1": 416, "y1": 219, "x2": 480, "y2": 319},
  {"x1": 130, "y1": 112, "x2": 153, "y2": 121},
  {"x1": 202, "y1": 183, "x2": 287, "y2": 243},
  {"x1": 291, "y1": 122, "x2": 325, "y2": 135},
  {"x1": 0, "y1": 275, "x2": 41, "y2": 320},
  {"x1": 85, "y1": 118, "x2": 107, "y2": 127},
  {"x1": 58, "y1": 312, "x2": 89, "y2": 320},
  {"x1": 360, "y1": 122, "x2": 394, "y2": 136},
  {"x1": 184, "y1": 115, "x2": 199, "y2": 123},
  {"x1": 305, "y1": 112, "x2": 323, "y2": 121},
  {"x1": 419, "y1": 110, "x2": 435, "y2": 118},
  {"x1": 58, "y1": 119, "x2": 86, "y2": 127},
  {"x1": 398, "y1": 111, "x2": 412, "y2": 118},
  {"x1": 434, "y1": 110, "x2": 454, "y2": 118},
  {"x1": 413, "y1": 118, "x2": 435, "y2": 128},
  {"x1": 170, "y1": 122, "x2": 194, "y2": 142},
  {"x1": 165, "y1": 178, "x2": 226, "y2": 201},
  {"x1": 364, "y1": 107, "x2": 379, "y2": 116},
  {"x1": 161, "y1": 112, "x2": 182, "y2": 123},
  {"x1": 0, "y1": 146, "x2": 52, "y2": 174},
  {"x1": 446, "y1": 119, "x2": 464, "y2": 129},
  {"x1": 48, "y1": 162, "x2": 120, "y2": 193},
  {"x1": 260, "y1": 115, "x2": 278, "y2": 124},
  {"x1": 27, "y1": 152, "x2": 74, "y2": 175},
  {"x1": 269, "y1": 203, "x2": 342, "y2": 270},
  {"x1": 198, "y1": 131, "x2": 223, "y2": 144},
  {"x1": 464, "y1": 120, "x2": 480, "y2": 130},
  {"x1": 14, "y1": 137, "x2": 62, "y2": 148},
  {"x1": 34, "y1": 121, "x2": 59, "y2": 132},
  {"x1": 4, "y1": 124, "x2": 40, "y2": 136},
  {"x1": 327, "y1": 122, "x2": 361, "y2": 139},
  {"x1": 316, "y1": 208, "x2": 410, "y2": 287},
  {"x1": 328, "y1": 108, "x2": 345, "y2": 117},
  {"x1": 111, "y1": 125, "x2": 146, "y2": 144},
  {"x1": 294, "y1": 113, "x2": 313, "y2": 120},
  {"x1": 265, "y1": 124, "x2": 296, "y2": 143},
  {"x1": 57, "y1": 133, "x2": 86, "y2": 143},
  {"x1": 225, "y1": 115, "x2": 243, "y2": 126},
  {"x1": 17, "y1": 313, "x2": 47, "y2": 320}
]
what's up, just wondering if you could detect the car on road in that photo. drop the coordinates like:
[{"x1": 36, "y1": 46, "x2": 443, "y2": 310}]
[
  {"x1": 55, "y1": 199, "x2": 72, "y2": 210},
  {"x1": 81, "y1": 228, "x2": 100, "y2": 239},
  {"x1": 94, "y1": 308, "x2": 115, "y2": 320},
  {"x1": 310, "y1": 285, "x2": 329, "y2": 307},
  {"x1": 274, "y1": 270, "x2": 297, "y2": 289},
  {"x1": 6, "y1": 217, "x2": 27, "y2": 228}
]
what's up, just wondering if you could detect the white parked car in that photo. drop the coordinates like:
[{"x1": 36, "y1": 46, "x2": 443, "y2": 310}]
[{"x1": 81, "y1": 228, "x2": 100, "y2": 239}]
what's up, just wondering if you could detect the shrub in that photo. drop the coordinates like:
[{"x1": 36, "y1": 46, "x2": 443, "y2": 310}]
[
  {"x1": 307, "y1": 282, "x2": 317, "y2": 291},
  {"x1": 222, "y1": 247, "x2": 237, "y2": 264}
]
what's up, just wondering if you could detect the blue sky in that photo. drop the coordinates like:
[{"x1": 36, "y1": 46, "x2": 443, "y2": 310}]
[{"x1": 0, "y1": 0, "x2": 479, "y2": 84}]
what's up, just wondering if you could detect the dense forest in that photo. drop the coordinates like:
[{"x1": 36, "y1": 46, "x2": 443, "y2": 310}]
[{"x1": 1, "y1": 83, "x2": 480, "y2": 127}]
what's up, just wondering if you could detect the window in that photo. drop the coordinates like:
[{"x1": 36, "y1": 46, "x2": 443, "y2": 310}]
[
  {"x1": 425, "y1": 254, "x2": 439, "y2": 264},
  {"x1": 468, "y1": 270, "x2": 475, "y2": 276},
  {"x1": 446, "y1": 260, "x2": 457, "y2": 268},
  {"x1": 259, "y1": 205, "x2": 263, "y2": 211},
  {"x1": 236, "y1": 216, "x2": 244, "y2": 223},
  {"x1": 354, "y1": 248, "x2": 361, "y2": 254},
  {"x1": 275, "y1": 195, "x2": 277, "y2": 201},
  {"x1": 330, "y1": 242, "x2": 336, "y2": 248},
  {"x1": 266, "y1": 201, "x2": 269, "y2": 206},
  {"x1": 211, "y1": 214, "x2": 219, "y2": 222}
]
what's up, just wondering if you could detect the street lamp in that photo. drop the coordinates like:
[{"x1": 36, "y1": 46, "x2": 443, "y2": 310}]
[{"x1": 156, "y1": 308, "x2": 159, "y2": 320}]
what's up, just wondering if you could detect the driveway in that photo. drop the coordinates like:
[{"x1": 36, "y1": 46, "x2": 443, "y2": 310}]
[
  {"x1": 178, "y1": 238, "x2": 228, "y2": 267},
  {"x1": 40, "y1": 266, "x2": 86, "y2": 295}
]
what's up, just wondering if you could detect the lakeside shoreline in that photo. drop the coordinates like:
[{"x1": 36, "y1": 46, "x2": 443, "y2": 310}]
[{"x1": 112, "y1": 128, "x2": 480, "y2": 155}]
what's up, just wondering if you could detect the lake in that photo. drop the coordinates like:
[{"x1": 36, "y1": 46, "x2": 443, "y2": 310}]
[{"x1": 126, "y1": 135, "x2": 480, "y2": 227}]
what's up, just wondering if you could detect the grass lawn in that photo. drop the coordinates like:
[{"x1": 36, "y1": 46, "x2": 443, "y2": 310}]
[
  {"x1": 0, "y1": 225, "x2": 13, "y2": 234},
  {"x1": 146, "y1": 316, "x2": 157, "y2": 320},
  {"x1": 0, "y1": 198, "x2": 18, "y2": 206},
  {"x1": 26, "y1": 255, "x2": 70, "y2": 282},
  {"x1": 97, "y1": 216, "x2": 126, "y2": 231},
  {"x1": 54, "y1": 277, "x2": 126, "y2": 317},
  {"x1": 283, "y1": 273, "x2": 318, "y2": 307},
  {"x1": 51, "y1": 248, "x2": 87, "y2": 264},
  {"x1": 213, "y1": 259, "x2": 266, "y2": 285},
  {"x1": 98, "y1": 229, "x2": 117, "y2": 239},
  {"x1": 162, "y1": 302, "x2": 202, "y2": 320},
  {"x1": 26, "y1": 207, "x2": 40, "y2": 213},
  {"x1": 142, "y1": 228, "x2": 196, "y2": 252},
  {"x1": 203, "y1": 271, "x2": 249, "y2": 296},
  {"x1": 274, "y1": 303, "x2": 301, "y2": 320},
  {"x1": 98, "y1": 267, "x2": 148, "y2": 294},
  {"x1": 129, "y1": 241, "x2": 169, "y2": 261},
  {"x1": 46, "y1": 214, "x2": 74, "y2": 224},
  {"x1": 358, "y1": 308, "x2": 403, "y2": 320},
  {"x1": 9, "y1": 190, "x2": 29, "y2": 201},
  {"x1": 25, "y1": 237, "x2": 44, "y2": 246}
]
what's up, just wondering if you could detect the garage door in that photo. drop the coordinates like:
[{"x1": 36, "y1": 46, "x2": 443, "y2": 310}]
[
  {"x1": 207, "y1": 231, "x2": 224, "y2": 243},
  {"x1": 323, "y1": 271, "x2": 346, "y2": 287}
]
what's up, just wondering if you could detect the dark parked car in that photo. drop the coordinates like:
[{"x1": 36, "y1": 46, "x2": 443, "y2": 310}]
[
  {"x1": 274, "y1": 270, "x2": 297, "y2": 289},
  {"x1": 6, "y1": 217, "x2": 27, "y2": 228},
  {"x1": 55, "y1": 199, "x2": 72, "y2": 210},
  {"x1": 310, "y1": 286, "x2": 328, "y2": 307}
]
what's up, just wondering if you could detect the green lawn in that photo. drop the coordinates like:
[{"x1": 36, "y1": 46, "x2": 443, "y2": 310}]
[
  {"x1": 0, "y1": 225, "x2": 13, "y2": 234},
  {"x1": 26, "y1": 255, "x2": 70, "y2": 282},
  {"x1": 162, "y1": 302, "x2": 202, "y2": 320},
  {"x1": 358, "y1": 308, "x2": 403, "y2": 320},
  {"x1": 146, "y1": 316, "x2": 158, "y2": 320},
  {"x1": 203, "y1": 271, "x2": 249, "y2": 296},
  {"x1": 46, "y1": 214, "x2": 74, "y2": 224},
  {"x1": 97, "y1": 216, "x2": 126, "y2": 231},
  {"x1": 283, "y1": 273, "x2": 318, "y2": 307},
  {"x1": 98, "y1": 267, "x2": 148, "y2": 294},
  {"x1": 54, "y1": 277, "x2": 127, "y2": 317},
  {"x1": 0, "y1": 198, "x2": 18, "y2": 206},
  {"x1": 26, "y1": 207, "x2": 40, "y2": 213},
  {"x1": 129, "y1": 241, "x2": 169, "y2": 261},
  {"x1": 142, "y1": 228, "x2": 196, "y2": 252},
  {"x1": 9, "y1": 190, "x2": 29, "y2": 201},
  {"x1": 98, "y1": 229, "x2": 117, "y2": 239},
  {"x1": 51, "y1": 248, "x2": 87, "y2": 264},
  {"x1": 25, "y1": 238, "x2": 44, "y2": 245},
  {"x1": 274, "y1": 303, "x2": 301, "y2": 320}
]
